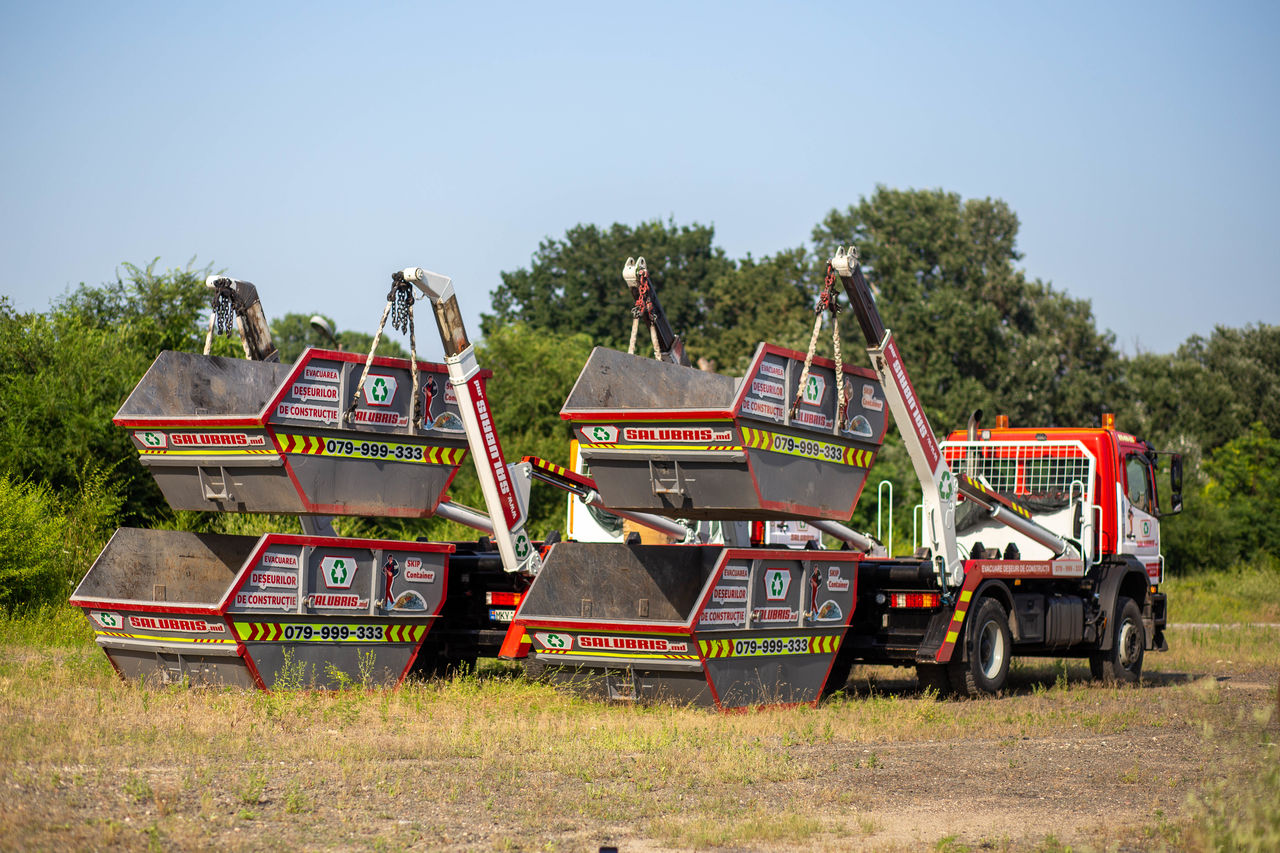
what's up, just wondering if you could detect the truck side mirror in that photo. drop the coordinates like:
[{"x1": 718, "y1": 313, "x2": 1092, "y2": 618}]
[{"x1": 1167, "y1": 454, "x2": 1183, "y2": 515}]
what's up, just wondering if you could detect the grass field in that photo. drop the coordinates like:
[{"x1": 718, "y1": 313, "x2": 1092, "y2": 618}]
[{"x1": 1, "y1": 567, "x2": 1277, "y2": 852}]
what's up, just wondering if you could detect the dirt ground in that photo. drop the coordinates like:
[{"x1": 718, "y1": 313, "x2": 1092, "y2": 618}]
[{"x1": 2, "y1": 633, "x2": 1277, "y2": 852}]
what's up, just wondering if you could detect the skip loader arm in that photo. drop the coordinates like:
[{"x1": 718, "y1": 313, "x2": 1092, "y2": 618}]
[
  {"x1": 828, "y1": 248, "x2": 962, "y2": 587},
  {"x1": 398, "y1": 267, "x2": 540, "y2": 576},
  {"x1": 622, "y1": 257, "x2": 690, "y2": 367}
]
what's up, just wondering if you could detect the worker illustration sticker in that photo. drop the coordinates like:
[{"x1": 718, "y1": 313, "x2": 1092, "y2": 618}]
[
  {"x1": 584, "y1": 425, "x2": 618, "y2": 443},
  {"x1": 361, "y1": 374, "x2": 398, "y2": 407},
  {"x1": 320, "y1": 556, "x2": 356, "y2": 589},
  {"x1": 421, "y1": 376, "x2": 438, "y2": 424}
]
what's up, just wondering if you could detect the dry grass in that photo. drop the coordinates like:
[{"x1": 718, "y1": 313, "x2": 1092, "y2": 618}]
[
  {"x1": 2, "y1": 572, "x2": 1277, "y2": 852},
  {"x1": 2, "y1": 614, "x2": 1277, "y2": 851}
]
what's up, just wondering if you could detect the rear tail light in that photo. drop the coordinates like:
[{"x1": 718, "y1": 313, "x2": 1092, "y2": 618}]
[
  {"x1": 889, "y1": 592, "x2": 940, "y2": 609},
  {"x1": 486, "y1": 591, "x2": 522, "y2": 606}
]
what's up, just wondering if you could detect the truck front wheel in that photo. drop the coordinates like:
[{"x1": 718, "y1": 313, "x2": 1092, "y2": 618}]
[
  {"x1": 1090, "y1": 596, "x2": 1145, "y2": 684},
  {"x1": 949, "y1": 597, "x2": 1011, "y2": 696}
]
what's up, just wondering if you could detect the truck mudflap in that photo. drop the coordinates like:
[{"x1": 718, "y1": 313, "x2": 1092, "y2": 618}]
[
  {"x1": 71, "y1": 528, "x2": 450, "y2": 689},
  {"x1": 561, "y1": 344, "x2": 888, "y2": 521},
  {"x1": 114, "y1": 348, "x2": 473, "y2": 517},
  {"x1": 512, "y1": 542, "x2": 861, "y2": 709}
]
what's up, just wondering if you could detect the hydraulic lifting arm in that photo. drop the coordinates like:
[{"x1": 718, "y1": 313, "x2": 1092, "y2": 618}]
[
  {"x1": 203, "y1": 276, "x2": 279, "y2": 362},
  {"x1": 828, "y1": 248, "x2": 1079, "y2": 586},
  {"x1": 828, "y1": 247, "x2": 962, "y2": 586},
  {"x1": 398, "y1": 267, "x2": 540, "y2": 576}
]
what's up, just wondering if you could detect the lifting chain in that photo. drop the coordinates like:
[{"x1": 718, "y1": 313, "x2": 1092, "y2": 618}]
[
  {"x1": 203, "y1": 278, "x2": 240, "y2": 356},
  {"x1": 389, "y1": 279, "x2": 415, "y2": 335},
  {"x1": 629, "y1": 263, "x2": 664, "y2": 361},
  {"x1": 790, "y1": 263, "x2": 847, "y2": 423},
  {"x1": 347, "y1": 274, "x2": 423, "y2": 427}
]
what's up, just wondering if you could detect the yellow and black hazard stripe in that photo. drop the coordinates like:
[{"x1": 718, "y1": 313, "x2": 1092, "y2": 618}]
[
  {"x1": 583, "y1": 443, "x2": 744, "y2": 452},
  {"x1": 535, "y1": 647, "x2": 699, "y2": 661},
  {"x1": 233, "y1": 622, "x2": 427, "y2": 643},
  {"x1": 276, "y1": 434, "x2": 466, "y2": 466},
  {"x1": 139, "y1": 448, "x2": 277, "y2": 456},
  {"x1": 934, "y1": 571, "x2": 987, "y2": 662},
  {"x1": 698, "y1": 634, "x2": 841, "y2": 659},
  {"x1": 958, "y1": 475, "x2": 1033, "y2": 519},
  {"x1": 741, "y1": 427, "x2": 875, "y2": 468},
  {"x1": 95, "y1": 629, "x2": 234, "y2": 644}
]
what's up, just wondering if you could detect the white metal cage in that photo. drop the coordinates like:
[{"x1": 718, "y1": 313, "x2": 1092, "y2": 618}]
[{"x1": 942, "y1": 440, "x2": 1098, "y2": 562}]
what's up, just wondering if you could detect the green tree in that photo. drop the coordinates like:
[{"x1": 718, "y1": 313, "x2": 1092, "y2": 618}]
[
  {"x1": 338, "y1": 323, "x2": 595, "y2": 544},
  {"x1": 812, "y1": 186, "x2": 1124, "y2": 433},
  {"x1": 1124, "y1": 324, "x2": 1279, "y2": 453},
  {"x1": 0, "y1": 261, "x2": 226, "y2": 524},
  {"x1": 271, "y1": 312, "x2": 408, "y2": 363},
  {"x1": 1162, "y1": 422, "x2": 1280, "y2": 571},
  {"x1": 58, "y1": 258, "x2": 214, "y2": 354},
  {"x1": 483, "y1": 219, "x2": 732, "y2": 350},
  {"x1": 690, "y1": 247, "x2": 822, "y2": 374}
]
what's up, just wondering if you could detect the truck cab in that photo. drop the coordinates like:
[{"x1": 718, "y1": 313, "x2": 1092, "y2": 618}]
[{"x1": 941, "y1": 413, "x2": 1181, "y2": 581}]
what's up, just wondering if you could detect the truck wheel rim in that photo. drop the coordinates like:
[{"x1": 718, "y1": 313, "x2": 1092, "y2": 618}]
[
  {"x1": 1118, "y1": 621, "x2": 1140, "y2": 669},
  {"x1": 979, "y1": 620, "x2": 1005, "y2": 679}
]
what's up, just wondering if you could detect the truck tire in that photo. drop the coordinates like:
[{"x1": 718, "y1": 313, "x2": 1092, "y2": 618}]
[
  {"x1": 1090, "y1": 596, "x2": 1144, "y2": 684},
  {"x1": 948, "y1": 597, "x2": 1011, "y2": 696},
  {"x1": 916, "y1": 663, "x2": 952, "y2": 696}
]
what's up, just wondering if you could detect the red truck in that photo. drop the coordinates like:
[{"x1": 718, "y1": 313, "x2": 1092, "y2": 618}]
[{"x1": 512, "y1": 248, "x2": 1183, "y2": 703}]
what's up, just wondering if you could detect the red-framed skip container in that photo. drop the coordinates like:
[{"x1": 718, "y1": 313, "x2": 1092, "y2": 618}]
[
  {"x1": 512, "y1": 542, "x2": 862, "y2": 709},
  {"x1": 114, "y1": 347, "x2": 485, "y2": 517},
  {"x1": 561, "y1": 343, "x2": 889, "y2": 521},
  {"x1": 70, "y1": 528, "x2": 452, "y2": 689}
]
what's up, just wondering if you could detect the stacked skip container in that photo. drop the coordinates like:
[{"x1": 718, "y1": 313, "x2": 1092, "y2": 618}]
[
  {"x1": 71, "y1": 270, "x2": 538, "y2": 689},
  {"x1": 511, "y1": 257, "x2": 895, "y2": 707}
]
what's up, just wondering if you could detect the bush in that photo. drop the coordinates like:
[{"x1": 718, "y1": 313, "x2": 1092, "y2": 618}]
[
  {"x1": 0, "y1": 477, "x2": 68, "y2": 609},
  {"x1": 0, "y1": 467, "x2": 123, "y2": 611}
]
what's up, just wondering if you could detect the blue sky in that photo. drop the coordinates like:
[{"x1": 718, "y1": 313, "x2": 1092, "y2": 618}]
[{"x1": 2, "y1": 1, "x2": 1276, "y2": 359}]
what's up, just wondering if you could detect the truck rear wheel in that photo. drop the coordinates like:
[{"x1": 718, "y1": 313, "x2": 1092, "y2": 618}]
[
  {"x1": 949, "y1": 597, "x2": 1011, "y2": 696},
  {"x1": 1090, "y1": 596, "x2": 1144, "y2": 684}
]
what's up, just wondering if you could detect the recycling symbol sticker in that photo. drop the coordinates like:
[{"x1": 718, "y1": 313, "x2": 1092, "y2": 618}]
[
  {"x1": 802, "y1": 375, "x2": 826, "y2": 406},
  {"x1": 136, "y1": 431, "x2": 167, "y2": 449},
  {"x1": 939, "y1": 470, "x2": 956, "y2": 503},
  {"x1": 537, "y1": 632, "x2": 570, "y2": 650},
  {"x1": 514, "y1": 534, "x2": 531, "y2": 560},
  {"x1": 320, "y1": 556, "x2": 356, "y2": 589},
  {"x1": 361, "y1": 374, "x2": 398, "y2": 407},
  {"x1": 587, "y1": 425, "x2": 618, "y2": 444},
  {"x1": 764, "y1": 568, "x2": 791, "y2": 601},
  {"x1": 93, "y1": 611, "x2": 121, "y2": 629}
]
